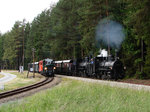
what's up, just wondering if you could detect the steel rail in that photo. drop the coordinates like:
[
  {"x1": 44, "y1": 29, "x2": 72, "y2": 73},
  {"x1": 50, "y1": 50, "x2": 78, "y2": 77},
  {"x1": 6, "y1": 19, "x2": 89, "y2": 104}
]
[{"x1": 0, "y1": 77, "x2": 54, "y2": 99}]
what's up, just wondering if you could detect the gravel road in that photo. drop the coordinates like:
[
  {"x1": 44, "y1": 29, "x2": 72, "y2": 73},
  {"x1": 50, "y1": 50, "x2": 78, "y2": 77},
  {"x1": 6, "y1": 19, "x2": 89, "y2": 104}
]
[{"x1": 0, "y1": 72, "x2": 17, "y2": 84}]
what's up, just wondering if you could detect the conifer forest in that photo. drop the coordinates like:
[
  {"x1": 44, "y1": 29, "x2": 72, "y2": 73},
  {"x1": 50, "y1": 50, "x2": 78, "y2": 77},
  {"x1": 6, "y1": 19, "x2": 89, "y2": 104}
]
[{"x1": 0, "y1": 0, "x2": 150, "y2": 78}]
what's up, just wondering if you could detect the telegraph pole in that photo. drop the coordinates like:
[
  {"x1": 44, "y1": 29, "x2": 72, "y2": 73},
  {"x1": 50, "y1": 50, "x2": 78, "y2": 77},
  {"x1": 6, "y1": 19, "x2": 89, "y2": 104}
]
[
  {"x1": 22, "y1": 20, "x2": 25, "y2": 72},
  {"x1": 32, "y1": 48, "x2": 35, "y2": 78},
  {"x1": 22, "y1": 19, "x2": 25, "y2": 73}
]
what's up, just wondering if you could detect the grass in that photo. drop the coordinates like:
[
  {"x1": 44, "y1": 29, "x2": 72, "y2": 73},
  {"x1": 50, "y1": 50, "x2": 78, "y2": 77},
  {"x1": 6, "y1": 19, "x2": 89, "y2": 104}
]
[
  {"x1": 0, "y1": 74, "x2": 4, "y2": 78},
  {"x1": 0, "y1": 78, "x2": 150, "y2": 112},
  {"x1": 0, "y1": 70, "x2": 43, "y2": 92}
]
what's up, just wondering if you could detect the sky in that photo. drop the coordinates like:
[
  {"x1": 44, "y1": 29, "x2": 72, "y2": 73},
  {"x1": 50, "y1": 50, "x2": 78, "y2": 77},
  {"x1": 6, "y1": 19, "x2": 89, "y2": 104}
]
[{"x1": 0, "y1": 0, "x2": 59, "y2": 34}]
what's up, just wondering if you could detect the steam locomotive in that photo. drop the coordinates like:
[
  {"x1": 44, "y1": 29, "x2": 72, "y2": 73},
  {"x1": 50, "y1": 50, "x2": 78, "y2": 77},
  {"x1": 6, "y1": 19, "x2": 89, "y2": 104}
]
[
  {"x1": 28, "y1": 58, "x2": 55, "y2": 77},
  {"x1": 54, "y1": 49, "x2": 124, "y2": 80}
]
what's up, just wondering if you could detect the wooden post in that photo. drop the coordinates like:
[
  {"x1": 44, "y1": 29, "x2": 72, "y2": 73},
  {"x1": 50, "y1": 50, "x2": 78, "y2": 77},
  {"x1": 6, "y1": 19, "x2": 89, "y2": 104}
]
[
  {"x1": 27, "y1": 63, "x2": 30, "y2": 78},
  {"x1": 27, "y1": 71, "x2": 29, "y2": 78},
  {"x1": 22, "y1": 20, "x2": 25, "y2": 73},
  {"x1": 141, "y1": 38, "x2": 144, "y2": 73},
  {"x1": 32, "y1": 48, "x2": 35, "y2": 78}
]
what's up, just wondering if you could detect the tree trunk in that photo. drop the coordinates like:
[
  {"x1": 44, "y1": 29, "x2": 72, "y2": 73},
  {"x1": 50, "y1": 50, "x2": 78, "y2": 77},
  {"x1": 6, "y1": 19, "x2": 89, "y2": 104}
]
[{"x1": 141, "y1": 38, "x2": 144, "y2": 73}]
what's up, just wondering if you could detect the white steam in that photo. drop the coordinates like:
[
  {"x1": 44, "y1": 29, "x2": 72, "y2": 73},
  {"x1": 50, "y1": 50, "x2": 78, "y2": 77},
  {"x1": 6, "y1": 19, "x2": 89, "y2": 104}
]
[{"x1": 96, "y1": 19, "x2": 125, "y2": 49}]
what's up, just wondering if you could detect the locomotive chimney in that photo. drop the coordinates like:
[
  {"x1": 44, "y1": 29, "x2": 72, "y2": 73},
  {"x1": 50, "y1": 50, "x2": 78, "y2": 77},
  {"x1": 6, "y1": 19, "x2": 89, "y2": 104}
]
[{"x1": 115, "y1": 49, "x2": 118, "y2": 60}]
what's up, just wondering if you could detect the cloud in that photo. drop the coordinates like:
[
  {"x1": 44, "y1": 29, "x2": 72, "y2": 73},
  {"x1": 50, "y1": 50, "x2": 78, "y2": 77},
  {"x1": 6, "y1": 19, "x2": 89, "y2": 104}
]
[{"x1": 0, "y1": 0, "x2": 59, "y2": 33}]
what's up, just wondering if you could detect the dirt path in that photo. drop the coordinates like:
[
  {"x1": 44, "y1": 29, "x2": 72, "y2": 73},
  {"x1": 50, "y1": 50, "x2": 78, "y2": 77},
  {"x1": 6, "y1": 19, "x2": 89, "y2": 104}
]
[{"x1": 0, "y1": 72, "x2": 17, "y2": 84}]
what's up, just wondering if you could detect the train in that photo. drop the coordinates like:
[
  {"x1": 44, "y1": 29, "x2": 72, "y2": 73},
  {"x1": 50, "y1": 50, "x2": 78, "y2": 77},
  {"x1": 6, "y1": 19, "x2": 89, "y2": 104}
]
[
  {"x1": 54, "y1": 49, "x2": 124, "y2": 80},
  {"x1": 28, "y1": 58, "x2": 55, "y2": 77},
  {"x1": 28, "y1": 49, "x2": 125, "y2": 80}
]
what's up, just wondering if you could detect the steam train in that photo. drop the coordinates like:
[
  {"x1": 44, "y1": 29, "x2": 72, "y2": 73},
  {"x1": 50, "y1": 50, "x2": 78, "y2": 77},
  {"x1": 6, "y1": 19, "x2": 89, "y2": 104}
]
[
  {"x1": 54, "y1": 49, "x2": 124, "y2": 80},
  {"x1": 28, "y1": 58, "x2": 55, "y2": 77},
  {"x1": 28, "y1": 49, "x2": 124, "y2": 80}
]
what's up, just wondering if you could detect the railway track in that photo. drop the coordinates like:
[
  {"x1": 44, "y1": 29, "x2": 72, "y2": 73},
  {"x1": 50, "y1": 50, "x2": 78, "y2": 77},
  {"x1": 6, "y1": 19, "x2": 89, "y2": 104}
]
[{"x1": 0, "y1": 77, "x2": 54, "y2": 99}]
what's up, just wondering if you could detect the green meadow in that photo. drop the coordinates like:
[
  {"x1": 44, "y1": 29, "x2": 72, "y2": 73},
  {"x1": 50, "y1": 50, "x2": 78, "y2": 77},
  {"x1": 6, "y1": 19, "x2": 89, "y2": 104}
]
[{"x1": 0, "y1": 78, "x2": 150, "y2": 112}]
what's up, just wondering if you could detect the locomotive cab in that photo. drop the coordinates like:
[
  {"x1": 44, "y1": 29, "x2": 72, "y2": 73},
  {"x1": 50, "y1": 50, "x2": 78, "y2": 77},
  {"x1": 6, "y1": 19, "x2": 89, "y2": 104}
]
[{"x1": 112, "y1": 59, "x2": 124, "y2": 79}]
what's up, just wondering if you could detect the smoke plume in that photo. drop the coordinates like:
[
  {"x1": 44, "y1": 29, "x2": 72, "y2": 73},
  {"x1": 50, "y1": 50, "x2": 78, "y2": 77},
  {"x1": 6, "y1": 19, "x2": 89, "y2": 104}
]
[{"x1": 96, "y1": 19, "x2": 125, "y2": 49}]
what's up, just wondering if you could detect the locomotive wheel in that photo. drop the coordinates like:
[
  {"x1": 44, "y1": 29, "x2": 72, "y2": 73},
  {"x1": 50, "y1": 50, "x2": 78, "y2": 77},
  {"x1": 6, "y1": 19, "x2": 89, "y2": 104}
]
[
  {"x1": 83, "y1": 70, "x2": 87, "y2": 77},
  {"x1": 81, "y1": 72, "x2": 85, "y2": 77},
  {"x1": 97, "y1": 75, "x2": 101, "y2": 79},
  {"x1": 92, "y1": 73, "x2": 97, "y2": 78},
  {"x1": 79, "y1": 71, "x2": 82, "y2": 77},
  {"x1": 101, "y1": 75, "x2": 107, "y2": 80},
  {"x1": 107, "y1": 75, "x2": 111, "y2": 80}
]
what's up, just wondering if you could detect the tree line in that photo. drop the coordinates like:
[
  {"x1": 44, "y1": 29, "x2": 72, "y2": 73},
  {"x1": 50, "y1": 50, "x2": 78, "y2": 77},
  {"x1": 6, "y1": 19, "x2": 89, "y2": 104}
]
[{"x1": 0, "y1": 0, "x2": 150, "y2": 78}]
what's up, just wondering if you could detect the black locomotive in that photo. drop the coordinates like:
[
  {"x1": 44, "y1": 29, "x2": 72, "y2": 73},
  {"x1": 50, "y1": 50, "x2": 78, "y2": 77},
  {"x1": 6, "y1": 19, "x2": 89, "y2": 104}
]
[{"x1": 54, "y1": 49, "x2": 124, "y2": 80}]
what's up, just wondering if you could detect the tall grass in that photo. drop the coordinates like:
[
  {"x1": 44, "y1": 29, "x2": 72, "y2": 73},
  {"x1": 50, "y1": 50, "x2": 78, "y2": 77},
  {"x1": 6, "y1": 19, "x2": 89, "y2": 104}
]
[{"x1": 0, "y1": 78, "x2": 150, "y2": 112}]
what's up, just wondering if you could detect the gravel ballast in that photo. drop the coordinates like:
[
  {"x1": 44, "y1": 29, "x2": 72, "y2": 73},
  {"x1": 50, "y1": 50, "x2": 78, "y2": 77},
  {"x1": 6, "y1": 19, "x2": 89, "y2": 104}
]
[{"x1": 56, "y1": 75, "x2": 150, "y2": 91}]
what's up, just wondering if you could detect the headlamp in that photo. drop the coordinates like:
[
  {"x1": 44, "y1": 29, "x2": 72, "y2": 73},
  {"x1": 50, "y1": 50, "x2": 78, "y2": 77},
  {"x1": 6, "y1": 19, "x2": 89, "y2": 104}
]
[
  {"x1": 124, "y1": 66, "x2": 126, "y2": 70},
  {"x1": 44, "y1": 67, "x2": 47, "y2": 70}
]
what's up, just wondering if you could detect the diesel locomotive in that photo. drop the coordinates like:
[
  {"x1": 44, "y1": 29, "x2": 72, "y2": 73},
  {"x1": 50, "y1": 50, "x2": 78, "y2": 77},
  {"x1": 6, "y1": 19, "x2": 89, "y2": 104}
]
[{"x1": 28, "y1": 58, "x2": 55, "y2": 77}]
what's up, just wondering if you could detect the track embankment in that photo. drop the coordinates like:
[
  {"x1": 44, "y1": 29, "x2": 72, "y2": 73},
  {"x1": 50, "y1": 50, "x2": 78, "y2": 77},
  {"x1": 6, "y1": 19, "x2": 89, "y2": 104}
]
[{"x1": 56, "y1": 75, "x2": 150, "y2": 91}]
